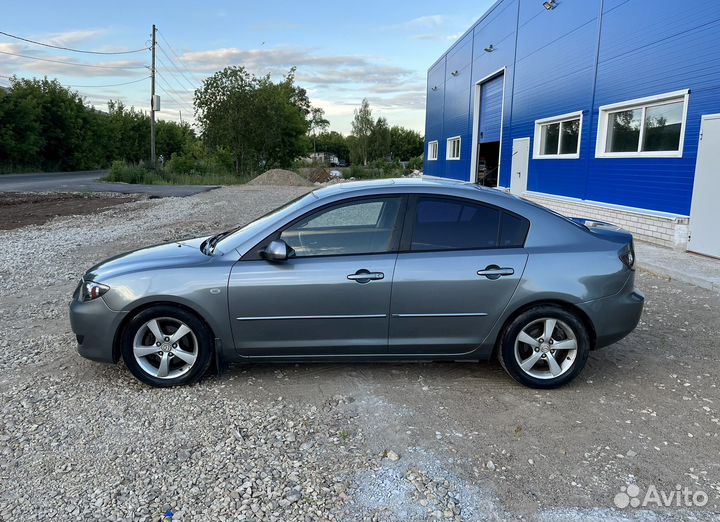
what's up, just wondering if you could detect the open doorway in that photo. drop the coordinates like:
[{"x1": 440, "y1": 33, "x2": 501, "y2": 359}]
[
  {"x1": 470, "y1": 69, "x2": 505, "y2": 187},
  {"x1": 476, "y1": 141, "x2": 500, "y2": 187}
]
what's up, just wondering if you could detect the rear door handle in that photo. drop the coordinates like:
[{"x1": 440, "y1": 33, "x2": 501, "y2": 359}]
[
  {"x1": 347, "y1": 269, "x2": 384, "y2": 283},
  {"x1": 476, "y1": 265, "x2": 514, "y2": 280}
]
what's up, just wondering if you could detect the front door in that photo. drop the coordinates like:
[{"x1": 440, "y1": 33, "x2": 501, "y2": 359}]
[
  {"x1": 389, "y1": 196, "x2": 528, "y2": 354},
  {"x1": 510, "y1": 137, "x2": 530, "y2": 195},
  {"x1": 688, "y1": 115, "x2": 720, "y2": 258},
  {"x1": 228, "y1": 196, "x2": 404, "y2": 356}
]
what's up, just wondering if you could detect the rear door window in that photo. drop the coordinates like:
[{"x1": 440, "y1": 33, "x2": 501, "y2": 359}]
[
  {"x1": 411, "y1": 197, "x2": 501, "y2": 251},
  {"x1": 409, "y1": 196, "x2": 529, "y2": 251}
]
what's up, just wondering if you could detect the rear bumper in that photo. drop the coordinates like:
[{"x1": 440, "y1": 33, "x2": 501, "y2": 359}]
[
  {"x1": 578, "y1": 274, "x2": 645, "y2": 349},
  {"x1": 69, "y1": 297, "x2": 127, "y2": 363}
]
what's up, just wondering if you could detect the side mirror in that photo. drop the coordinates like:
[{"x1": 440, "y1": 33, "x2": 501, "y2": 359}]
[{"x1": 261, "y1": 239, "x2": 295, "y2": 262}]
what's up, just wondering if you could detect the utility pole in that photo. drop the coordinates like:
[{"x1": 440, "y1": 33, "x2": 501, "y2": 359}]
[{"x1": 150, "y1": 24, "x2": 157, "y2": 167}]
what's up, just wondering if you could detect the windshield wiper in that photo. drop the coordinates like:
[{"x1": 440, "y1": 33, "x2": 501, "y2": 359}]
[{"x1": 202, "y1": 229, "x2": 235, "y2": 255}]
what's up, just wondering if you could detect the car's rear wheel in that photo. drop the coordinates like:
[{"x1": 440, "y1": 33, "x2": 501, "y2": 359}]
[
  {"x1": 498, "y1": 306, "x2": 589, "y2": 389},
  {"x1": 120, "y1": 305, "x2": 213, "y2": 387}
]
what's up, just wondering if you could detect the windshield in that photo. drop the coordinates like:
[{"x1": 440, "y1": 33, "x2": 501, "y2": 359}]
[{"x1": 206, "y1": 192, "x2": 316, "y2": 254}]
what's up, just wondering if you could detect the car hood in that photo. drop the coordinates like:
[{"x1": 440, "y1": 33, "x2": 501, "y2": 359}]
[
  {"x1": 570, "y1": 218, "x2": 633, "y2": 245},
  {"x1": 85, "y1": 236, "x2": 211, "y2": 281}
]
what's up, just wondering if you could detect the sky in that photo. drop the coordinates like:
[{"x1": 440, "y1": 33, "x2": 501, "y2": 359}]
[{"x1": 0, "y1": 0, "x2": 495, "y2": 134}]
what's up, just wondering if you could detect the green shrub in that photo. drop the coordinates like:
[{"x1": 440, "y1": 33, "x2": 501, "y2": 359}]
[
  {"x1": 107, "y1": 160, "x2": 154, "y2": 184},
  {"x1": 407, "y1": 154, "x2": 423, "y2": 171},
  {"x1": 103, "y1": 159, "x2": 250, "y2": 186}
]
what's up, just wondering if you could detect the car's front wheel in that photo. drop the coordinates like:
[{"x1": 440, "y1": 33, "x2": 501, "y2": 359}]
[
  {"x1": 498, "y1": 306, "x2": 590, "y2": 389},
  {"x1": 120, "y1": 305, "x2": 213, "y2": 387}
]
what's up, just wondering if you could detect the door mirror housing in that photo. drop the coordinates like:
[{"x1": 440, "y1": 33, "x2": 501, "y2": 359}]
[{"x1": 261, "y1": 239, "x2": 295, "y2": 262}]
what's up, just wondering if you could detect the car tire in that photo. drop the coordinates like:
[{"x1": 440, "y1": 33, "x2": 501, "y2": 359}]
[
  {"x1": 120, "y1": 305, "x2": 213, "y2": 387},
  {"x1": 498, "y1": 306, "x2": 590, "y2": 389}
]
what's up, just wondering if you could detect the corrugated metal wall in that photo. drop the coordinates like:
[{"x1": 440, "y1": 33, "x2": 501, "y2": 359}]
[{"x1": 424, "y1": 0, "x2": 720, "y2": 216}]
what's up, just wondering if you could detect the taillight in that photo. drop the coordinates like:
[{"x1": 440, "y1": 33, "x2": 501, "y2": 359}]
[{"x1": 619, "y1": 242, "x2": 635, "y2": 270}]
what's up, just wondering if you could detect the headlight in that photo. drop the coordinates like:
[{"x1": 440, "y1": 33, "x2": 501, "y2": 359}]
[{"x1": 80, "y1": 281, "x2": 110, "y2": 302}]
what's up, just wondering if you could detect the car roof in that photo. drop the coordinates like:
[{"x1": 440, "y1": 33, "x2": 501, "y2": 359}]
[{"x1": 312, "y1": 176, "x2": 514, "y2": 200}]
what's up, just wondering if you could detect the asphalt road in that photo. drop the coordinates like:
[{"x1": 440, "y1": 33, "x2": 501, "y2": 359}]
[{"x1": 0, "y1": 170, "x2": 218, "y2": 197}]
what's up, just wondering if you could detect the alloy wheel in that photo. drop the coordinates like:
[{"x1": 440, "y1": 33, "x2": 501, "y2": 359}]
[
  {"x1": 513, "y1": 317, "x2": 578, "y2": 380},
  {"x1": 132, "y1": 317, "x2": 199, "y2": 379}
]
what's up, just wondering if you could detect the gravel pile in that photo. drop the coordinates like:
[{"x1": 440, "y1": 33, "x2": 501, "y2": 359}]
[{"x1": 247, "y1": 169, "x2": 314, "y2": 187}]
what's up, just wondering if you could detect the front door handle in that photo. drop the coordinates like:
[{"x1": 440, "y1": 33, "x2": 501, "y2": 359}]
[
  {"x1": 477, "y1": 265, "x2": 514, "y2": 280},
  {"x1": 347, "y1": 269, "x2": 384, "y2": 283}
]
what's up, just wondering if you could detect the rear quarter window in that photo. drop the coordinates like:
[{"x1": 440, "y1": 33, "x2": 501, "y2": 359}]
[{"x1": 499, "y1": 212, "x2": 530, "y2": 247}]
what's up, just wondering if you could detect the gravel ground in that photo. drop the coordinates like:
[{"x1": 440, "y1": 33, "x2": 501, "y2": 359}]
[{"x1": 1, "y1": 186, "x2": 719, "y2": 521}]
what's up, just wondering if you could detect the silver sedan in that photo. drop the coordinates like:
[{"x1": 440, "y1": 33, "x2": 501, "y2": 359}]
[{"x1": 69, "y1": 178, "x2": 644, "y2": 388}]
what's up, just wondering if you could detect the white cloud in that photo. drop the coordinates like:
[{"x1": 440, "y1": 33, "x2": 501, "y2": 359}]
[
  {"x1": 40, "y1": 29, "x2": 107, "y2": 47},
  {"x1": 385, "y1": 15, "x2": 449, "y2": 31},
  {"x1": 176, "y1": 45, "x2": 426, "y2": 129},
  {"x1": 0, "y1": 28, "x2": 147, "y2": 77}
]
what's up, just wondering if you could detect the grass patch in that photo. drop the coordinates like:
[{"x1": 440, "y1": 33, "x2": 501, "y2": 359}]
[{"x1": 104, "y1": 161, "x2": 252, "y2": 185}]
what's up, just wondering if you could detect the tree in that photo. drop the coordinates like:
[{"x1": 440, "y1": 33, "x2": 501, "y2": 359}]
[
  {"x1": 0, "y1": 79, "x2": 44, "y2": 169},
  {"x1": 315, "y1": 130, "x2": 350, "y2": 162},
  {"x1": 309, "y1": 107, "x2": 329, "y2": 153},
  {"x1": 389, "y1": 126, "x2": 424, "y2": 161},
  {"x1": 350, "y1": 98, "x2": 373, "y2": 166},
  {"x1": 369, "y1": 117, "x2": 391, "y2": 161},
  {"x1": 194, "y1": 66, "x2": 312, "y2": 174}
]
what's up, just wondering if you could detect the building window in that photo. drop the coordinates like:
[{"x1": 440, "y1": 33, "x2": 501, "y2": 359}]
[
  {"x1": 595, "y1": 89, "x2": 689, "y2": 158},
  {"x1": 533, "y1": 111, "x2": 583, "y2": 159},
  {"x1": 446, "y1": 136, "x2": 461, "y2": 160},
  {"x1": 428, "y1": 140, "x2": 438, "y2": 161}
]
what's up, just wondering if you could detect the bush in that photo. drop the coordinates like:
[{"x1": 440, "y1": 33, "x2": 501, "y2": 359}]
[
  {"x1": 104, "y1": 160, "x2": 251, "y2": 186},
  {"x1": 166, "y1": 144, "x2": 235, "y2": 177},
  {"x1": 407, "y1": 154, "x2": 423, "y2": 172},
  {"x1": 107, "y1": 160, "x2": 155, "y2": 184}
]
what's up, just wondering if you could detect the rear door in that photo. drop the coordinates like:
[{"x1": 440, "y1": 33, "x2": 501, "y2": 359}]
[{"x1": 389, "y1": 195, "x2": 528, "y2": 354}]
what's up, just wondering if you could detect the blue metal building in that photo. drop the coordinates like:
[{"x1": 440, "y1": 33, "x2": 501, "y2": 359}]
[{"x1": 424, "y1": 0, "x2": 720, "y2": 256}]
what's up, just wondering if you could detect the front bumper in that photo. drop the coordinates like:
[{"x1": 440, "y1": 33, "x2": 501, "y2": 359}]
[
  {"x1": 69, "y1": 296, "x2": 127, "y2": 363},
  {"x1": 577, "y1": 274, "x2": 645, "y2": 349}
]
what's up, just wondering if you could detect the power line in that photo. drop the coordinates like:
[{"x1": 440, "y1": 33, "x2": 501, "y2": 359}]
[
  {"x1": 0, "y1": 49, "x2": 149, "y2": 69},
  {"x1": 156, "y1": 45, "x2": 198, "y2": 91},
  {"x1": 67, "y1": 76, "x2": 151, "y2": 88},
  {"x1": 154, "y1": 59, "x2": 195, "y2": 103},
  {"x1": 155, "y1": 69, "x2": 193, "y2": 101},
  {"x1": 155, "y1": 52, "x2": 196, "y2": 92},
  {"x1": 0, "y1": 30, "x2": 149, "y2": 54},
  {"x1": 157, "y1": 85, "x2": 193, "y2": 112},
  {"x1": 0, "y1": 73, "x2": 150, "y2": 88},
  {"x1": 155, "y1": 73, "x2": 194, "y2": 111},
  {"x1": 157, "y1": 30, "x2": 205, "y2": 84}
]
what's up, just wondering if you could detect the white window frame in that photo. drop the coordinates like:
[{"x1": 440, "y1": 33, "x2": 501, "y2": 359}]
[
  {"x1": 595, "y1": 89, "x2": 690, "y2": 159},
  {"x1": 533, "y1": 111, "x2": 583, "y2": 160},
  {"x1": 446, "y1": 136, "x2": 461, "y2": 160},
  {"x1": 428, "y1": 140, "x2": 438, "y2": 161}
]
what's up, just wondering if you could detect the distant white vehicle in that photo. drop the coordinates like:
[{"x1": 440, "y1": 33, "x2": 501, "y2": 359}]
[
  {"x1": 329, "y1": 170, "x2": 342, "y2": 178},
  {"x1": 303, "y1": 152, "x2": 340, "y2": 166}
]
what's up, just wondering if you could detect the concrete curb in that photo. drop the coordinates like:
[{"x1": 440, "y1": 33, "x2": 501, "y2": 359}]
[
  {"x1": 637, "y1": 264, "x2": 720, "y2": 293},
  {"x1": 635, "y1": 241, "x2": 720, "y2": 294}
]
